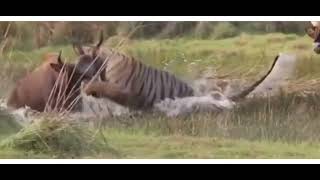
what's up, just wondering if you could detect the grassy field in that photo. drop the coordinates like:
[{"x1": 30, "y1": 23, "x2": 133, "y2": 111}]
[
  {"x1": 1, "y1": 33, "x2": 320, "y2": 159},
  {"x1": 3, "y1": 131, "x2": 320, "y2": 159}
]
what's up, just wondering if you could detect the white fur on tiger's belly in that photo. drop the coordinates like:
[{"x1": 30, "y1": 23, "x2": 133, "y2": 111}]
[{"x1": 154, "y1": 91, "x2": 235, "y2": 117}]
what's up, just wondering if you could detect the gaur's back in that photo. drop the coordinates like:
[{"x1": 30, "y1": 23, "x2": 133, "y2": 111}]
[{"x1": 7, "y1": 54, "x2": 60, "y2": 111}]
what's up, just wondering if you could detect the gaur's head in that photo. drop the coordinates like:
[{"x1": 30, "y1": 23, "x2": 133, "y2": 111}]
[
  {"x1": 71, "y1": 31, "x2": 107, "y2": 81},
  {"x1": 49, "y1": 51, "x2": 95, "y2": 98},
  {"x1": 306, "y1": 21, "x2": 320, "y2": 54}
]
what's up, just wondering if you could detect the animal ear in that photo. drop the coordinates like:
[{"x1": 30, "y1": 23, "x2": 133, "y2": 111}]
[
  {"x1": 50, "y1": 63, "x2": 64, "y2": 73},
  {"x1": 96, "y1": 30, "x2": 104, "y2": 49},
  {"x1": 92, "y1": 30, "x2": 104, "y2": 58},
  {"x1": 73, "y1": 43, "x2": 85, "y2": 55},
  {"x1": 57, "y1": 50, "x2": 63, "y2": 64},
  {"x1": 53, "y1": 50, "x2": 68, "y2": 72}
]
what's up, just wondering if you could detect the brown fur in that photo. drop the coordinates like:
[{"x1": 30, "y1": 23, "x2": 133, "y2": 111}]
[
  {"x1": 306, "y1": 25, "x2": 319, "y2": 40},
  {"x1": 83, "y1": 54, "x2": 280, "y2": 108},
  {"x1": 7, "y1": 52, "x2": 88, "y2": 112},
  {"x1": 74, "y1": 32, "x2": 280, "y2": 110},
  {"x1": 305, "y1": 22, "x2": 320, "y2": 54},
  {"x1": 73, "y1": 32, "x2": 194, "y2": 110}
]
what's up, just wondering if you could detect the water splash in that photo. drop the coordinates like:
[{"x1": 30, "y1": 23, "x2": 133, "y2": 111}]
[
  {"x1": 0, "y1": 98, "x2": 39, "y2": 126},
  {"x1": 154, "y1": 91, "x2": 235, "y2": 117}
]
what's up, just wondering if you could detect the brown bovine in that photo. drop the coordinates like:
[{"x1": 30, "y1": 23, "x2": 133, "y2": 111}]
[{"x1": 6, "y1": 51, "x2": 91, "y2": 113}]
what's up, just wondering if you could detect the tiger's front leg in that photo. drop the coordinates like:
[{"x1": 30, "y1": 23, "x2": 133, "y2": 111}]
[{"x1": 82, "y1": 81, "x2": 133, "y2": 107}]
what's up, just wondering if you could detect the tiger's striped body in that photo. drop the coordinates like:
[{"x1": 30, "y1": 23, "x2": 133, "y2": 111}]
[
  {"x1": 81, "y1": 48, "x2": 195, "y2": 109},
  {"x1": 73, "y1": 31, "x2": 280, "y2": 111}
]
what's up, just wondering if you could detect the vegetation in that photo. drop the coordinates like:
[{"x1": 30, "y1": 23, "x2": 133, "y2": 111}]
[
  {"x1": 0, "y1": 21, "x2": 310, "y2": 52},
  {"x1": 0, "y1": 21, "x2": 320, "y2": 159}
]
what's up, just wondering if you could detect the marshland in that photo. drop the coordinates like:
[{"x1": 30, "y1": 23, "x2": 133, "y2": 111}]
[{"x1": 1, "y1": 21, "x2": 320, "y2": 159}]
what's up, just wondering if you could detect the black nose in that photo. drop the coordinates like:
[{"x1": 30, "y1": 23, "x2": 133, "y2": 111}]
[{"x1": 91, "y1": 92, "x2": 98, "y2": 97}]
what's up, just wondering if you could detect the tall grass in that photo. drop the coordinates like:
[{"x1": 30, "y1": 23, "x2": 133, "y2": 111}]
[
  {"x1": 0, "y1": 116, "x2": 120, "y2": 158},
  {"x1": 98, "y1": 92, "x2": 320, "y2": 143},
  {"x1": 2, "y1": 93, "x2": 320, "y2": 158},
  {"x1": 1, "y1": 33, "x2": 319, "y2": 97},
  {"x1": 1, "y1": 32, "x2": 320, "y2": 158},
  {"x1": 0, "y1": 22, "x2": 310, "y2": 51}
]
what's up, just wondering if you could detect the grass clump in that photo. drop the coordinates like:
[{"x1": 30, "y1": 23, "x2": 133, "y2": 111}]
[{"x1": 0, "y1": 116, "x2": 120, "y2": 158}]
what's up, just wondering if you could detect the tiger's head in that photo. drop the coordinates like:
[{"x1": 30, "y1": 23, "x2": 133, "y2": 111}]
[
  {"x1": 72, "y1": 30, "x2": 107, "y2": 81},
  {"x1": 306, "y1": 21, "x2": 320, "y2": 54}
]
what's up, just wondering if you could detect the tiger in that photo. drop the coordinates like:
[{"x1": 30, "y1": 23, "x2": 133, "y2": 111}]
[
  {"x1": 72, "y1": 32, "x2": 195, "y2": 110},
  {"x1": 72, "y1": 32, "x2": 280, "y2": 110}
]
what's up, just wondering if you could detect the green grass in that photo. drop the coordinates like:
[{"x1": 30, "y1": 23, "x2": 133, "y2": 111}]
[
  {"x1": 1, "y1": 33, "x2": 320, "y2": 159},
  {"x1": 0, "y1": 116, "x2": 121, "y2": 159},
  {"x1": 2, "y1": 32, "x2": 320, "y2": 86},
  {"x1": 0, "y1": 110, "x2": 22, "y2": 137},
  {"x1": 99, "y1": 131, "x2": 320, "y2": 159},
  {"x1": 2, "y1": 129, "x2": 320, "y2": 159},
  {"x1": 1, "y1": 93, "x2": 320, "y2": 159},
  {"x1": 127, "y1": 33, "x2": 318, "y2": 80}
]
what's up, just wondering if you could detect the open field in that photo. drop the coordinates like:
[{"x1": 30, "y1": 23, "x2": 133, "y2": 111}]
[{"x1": 1, "y1": 32, "x2": 320, "y2": 159}]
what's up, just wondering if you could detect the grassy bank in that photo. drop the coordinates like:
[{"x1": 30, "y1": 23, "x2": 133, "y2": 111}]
[
  {"x1": 2, "y1": 128, "x2": 320, "y2": 159},
  {"x1": 1, "y1": 33, "x2": 320, "y2": 159},
  {"x1": 1, "y1": 92, "x2": 320, "y2": 159},
  {"x1": 1, "y1": 33, "x2": 319, "y2": 88}
]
